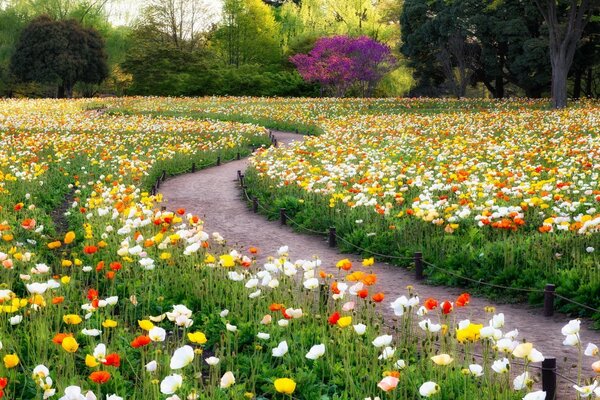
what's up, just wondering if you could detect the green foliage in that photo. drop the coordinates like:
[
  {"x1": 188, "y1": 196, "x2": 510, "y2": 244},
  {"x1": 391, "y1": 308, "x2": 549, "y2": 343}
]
[
  {"x1": 215, "y1": 0, "x2": 282, "y2": 67},
  {"x1": 375, "y1": 66, "x2": 414, "y2": 97}
]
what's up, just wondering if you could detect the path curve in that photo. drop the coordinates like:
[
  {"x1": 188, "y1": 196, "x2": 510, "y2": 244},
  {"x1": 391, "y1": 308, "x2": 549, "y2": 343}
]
[{"x1": 161, "y1": 130, "x2": 599, "y2": 393}]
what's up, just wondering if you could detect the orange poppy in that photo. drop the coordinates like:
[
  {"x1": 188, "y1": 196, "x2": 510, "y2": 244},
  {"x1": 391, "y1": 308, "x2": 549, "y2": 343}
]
[
  {"x1": 130, "y1": 336, "x2": 151, "y2": 348},
  {"x1": 456, "y1": 293, "x2": 470, "y2": 307},
  {"x1": 371, "y1": 292, "x2": 385, "y2": 303},
  {"x1": 52, "y1": 333, "x2": 72, "y2": 345},
  {"x1": 89, "y1": 371, "x2": 110, "y2": 384}
]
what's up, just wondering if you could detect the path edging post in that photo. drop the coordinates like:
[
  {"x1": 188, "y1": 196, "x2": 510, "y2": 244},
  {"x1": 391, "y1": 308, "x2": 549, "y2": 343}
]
[
  {"x1": 544, "y1": 283, "x2": 556, "y2": 317},
  {"x1": 542, "y1": 357, "x2": 557, "y2": 400},
  {"x1": 415, "y1": 252, "x2": 424, "y2": 280},
  {"x1": 328, "y1": 227, "x2": 336, "y2": 248},
  {"x1": 280, "y1": 208, "x2": 286, "y2": 225}
]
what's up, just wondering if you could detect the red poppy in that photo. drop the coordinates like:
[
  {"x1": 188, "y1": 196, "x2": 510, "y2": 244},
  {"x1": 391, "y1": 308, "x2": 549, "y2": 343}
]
[
  {"x1": 328, "y1": 312, "x2": 340, "y2": 325},
  {"x1": 105, "y1": 271, "x2": 115, "y2": 280},
  {"x1": 176, "y1": 208, "x2": 185, "y2": 215},
  {"x1": 424, "y1": 298, "x2": 438, "y2": 310},
  {"x1": 87, "y1": 289, "x2": 98, "y2": 301},
  {"x1": 371, "y1": 292, "x2": 385, "y2": 303},
  {"x1": 441, "y1": 300, "x2": 453, "y2": 315},
  {"x1": 456, "y1": 293, "x2": 470, "y2": 307},
  {"x1": 110, "y1": 262, "x2": 122, "y2": 271},
  {"x1": 89, "y1": 371, "x2": 111, "y2": 384},
  {"x1": 83, "y1": 246, "x2": 98, "y2": 255},
  {"x1": 357, "y1": 289, "x2": 369, "y2": 299},
  {"x1": 131, "y1": 335, "x2": 151, "y2": 348},
  {"x1": 13, "y1": 203, "x2": 23, "y2": 211},
  {"x1": 282, "y1": 309, "x2": 293, "y2": 319},
  {"x1": 103, "y1": 353, "x2": 120, "y2": 367},
  {"x1": 0, "y1": 377, "x2": 6, "y2": 399},
  {"x1": 96, "y1": 261, "x2": 105, "y2": 271}
]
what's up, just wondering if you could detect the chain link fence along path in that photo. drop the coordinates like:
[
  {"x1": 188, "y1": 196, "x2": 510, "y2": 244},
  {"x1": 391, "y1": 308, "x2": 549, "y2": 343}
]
[{"x1": 160, "y1": 131, "x2": 600, "y2": 397}]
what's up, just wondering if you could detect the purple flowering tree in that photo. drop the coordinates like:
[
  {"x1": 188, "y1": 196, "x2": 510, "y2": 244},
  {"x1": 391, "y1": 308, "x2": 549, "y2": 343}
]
[{"x1": 290, "y1": 36, "x2": 396, "y2": 97}]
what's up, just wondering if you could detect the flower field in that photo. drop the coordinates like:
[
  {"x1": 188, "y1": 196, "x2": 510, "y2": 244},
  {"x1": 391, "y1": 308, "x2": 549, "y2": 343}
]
[
  {"x1": 102, "y1": 97, "x2": 600, "y2": 317},
  {"x1": 0, "y1": 97, "x2": 598, "y2": 399}
]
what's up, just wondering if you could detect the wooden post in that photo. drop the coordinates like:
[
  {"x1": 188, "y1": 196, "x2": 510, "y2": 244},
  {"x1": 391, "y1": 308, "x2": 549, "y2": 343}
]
[
  {"x1": 239, "y1": 174, "x2": 244, "y2": 187},
  {"x1": 542, "y1": 358, "x2": 556, "y2": 400},
  {"x1": 252, "y1": 197, "x2": 258, "y2": 213},
  {"x1": 415, "y1": 252, "x2": 424, "y2": 280},
  {"x1": 217, "y1": 156, "x2": 221, "y2": 166},
  {"x1": 328, "y1": 227, "x2": 336, "y2": 248},
  {"x1": 280, "y1": 208, "x2": 286, "y2": 225},
  {"x1": 161, "y1": 170, "x2": 166, "y2": 181},
  {"x1": 160, "y1": 206, "x2": 166, "y2": 211},
  {"x1": 191, "y1": 163, "x2": 196, "y2": 173},
  {"x1": 544, "y1": 284, "x2": 556, "y2": 317},
  {"x1": 237, "y1": 170, "x2": 242, "y2": 180},
  {"x1": 236, "y1": 151, "x2": 241, "y2": 160}
]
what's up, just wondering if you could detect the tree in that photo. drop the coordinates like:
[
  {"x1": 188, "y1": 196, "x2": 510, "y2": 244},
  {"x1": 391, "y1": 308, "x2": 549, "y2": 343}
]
[
  {"x1": 10, "y1": 15, "x2": 108, "y2": 97},
  {"x1": 216, "y1": 0, "x2": 281, "y2": 66},
  {"x1": 290, "y1": 35, "x2": 396, "y2": 96},
  {"x1": 571, "y1": 13, "x2": 600, "y2": 98},
  {"x1": 532, "y1": 0, "x2": 597, "y2": 108},
  {"x1": 139, "y1": 0, "x2": 216, "y2": 52},
  {"x1": 401, "y1": 0, "x2": 554, "y2": 98},
  {"x1": 469, "y1": 0, "x2": 550, "y2": 98},
  {"x1": 436, "y1": 33, "x2": 479, "y2": 98}
]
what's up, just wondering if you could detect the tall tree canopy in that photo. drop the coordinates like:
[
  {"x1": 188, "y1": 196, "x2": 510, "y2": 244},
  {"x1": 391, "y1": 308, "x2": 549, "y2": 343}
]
[
  {"x1": 216, "y1": 0, "x2": 282, "y2": 66},
  {"x1": 401, "y1": 0, "x2": 552, "y2": 98},
  {"x1": 10, "y1": 15, "x2": 108, "y2": 97}
]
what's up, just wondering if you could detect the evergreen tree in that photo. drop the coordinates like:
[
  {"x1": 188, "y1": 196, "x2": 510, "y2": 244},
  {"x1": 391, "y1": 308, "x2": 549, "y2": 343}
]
[{"x1": 10, "y1": 15, "x2": 108, "y2": 97}]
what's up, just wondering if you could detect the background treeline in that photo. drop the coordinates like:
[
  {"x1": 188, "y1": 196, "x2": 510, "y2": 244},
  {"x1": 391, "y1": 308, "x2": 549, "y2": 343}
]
[{"x1": 0, "y1": 0, "x2": 598, "y2": 99}]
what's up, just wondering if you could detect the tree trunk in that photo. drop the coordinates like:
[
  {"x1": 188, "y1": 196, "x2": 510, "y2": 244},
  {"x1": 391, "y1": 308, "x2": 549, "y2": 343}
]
[
  {"x1": 534, "y1": 0, "x2": 592, "y2": 109},
  {"x1": 481, "y1": 78, "x2": 496, "y2": 98},
  {"x1": 495, "y1": 75, "x2": 504, "y2": 99},
  {"x1": 573, "y1": 68, "x2": 582, "y2": 99},
  {"x1": 58, "y1": 84, "x2": 65, "y2": 98},
  {"x1": 585, "y1": 67, "x2": 592, "y2": 97},
  {"x1": 551, "y1": 54, "x2": 568, "y2": 108}
]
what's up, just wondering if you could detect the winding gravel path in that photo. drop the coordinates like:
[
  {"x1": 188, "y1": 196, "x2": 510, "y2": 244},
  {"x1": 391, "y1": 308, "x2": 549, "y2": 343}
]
[{"x1": 161, "y1": 131, "x2": 599, "y2": 395}]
